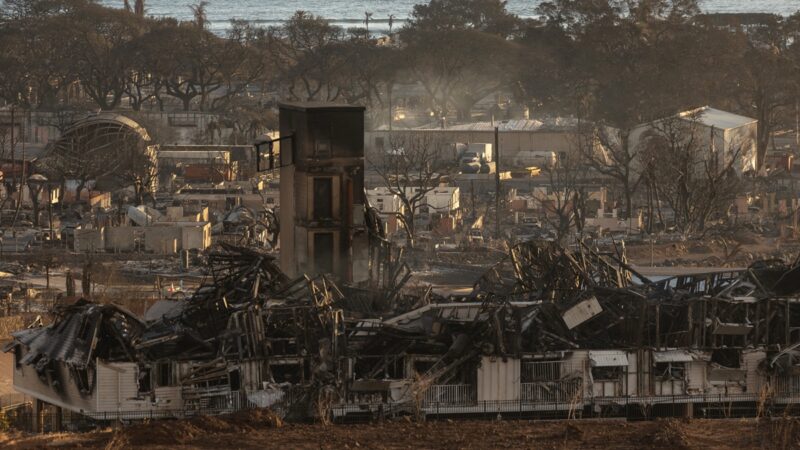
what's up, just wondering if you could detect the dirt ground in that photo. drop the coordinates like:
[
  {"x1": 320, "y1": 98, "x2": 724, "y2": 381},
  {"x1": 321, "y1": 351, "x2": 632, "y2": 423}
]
[
  {"x1": 1, "y1": 412, "x2": 799, "y2": 449},
  {"x1": 624, "y1": 235, "x2": 800, "y2": 269}
]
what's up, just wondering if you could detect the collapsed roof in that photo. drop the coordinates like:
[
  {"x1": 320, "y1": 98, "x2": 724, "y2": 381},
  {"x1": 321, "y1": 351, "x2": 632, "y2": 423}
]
[{"x1": 7, "y1": 240, "x2": 800, "y2": 413}]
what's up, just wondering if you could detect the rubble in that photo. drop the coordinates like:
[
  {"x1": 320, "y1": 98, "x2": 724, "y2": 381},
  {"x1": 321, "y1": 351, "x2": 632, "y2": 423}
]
[{"x1": 7, "y1": 236, "x2": 800, "y2": 426}]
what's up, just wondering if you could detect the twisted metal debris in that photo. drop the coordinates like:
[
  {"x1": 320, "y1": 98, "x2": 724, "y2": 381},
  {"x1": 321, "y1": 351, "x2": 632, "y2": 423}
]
[{"x1": 7, "y1": 239, "x2": 800, "y2": 423}]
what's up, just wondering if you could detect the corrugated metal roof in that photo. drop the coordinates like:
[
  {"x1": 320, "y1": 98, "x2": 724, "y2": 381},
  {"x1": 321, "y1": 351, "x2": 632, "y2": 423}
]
[
  {"x1": 14, "y1": 312, "x2": 91, "y2": 367},
  {"x1": 589, "y1": 350, "x2": 629, "y2": 367},
  {"x1": 9, "y1": 301, "x2": 145, "y2": 369},
  {"x1": 653, "y1": 350, "x2": 695, "y2": 363},
  {"x1": 158, "y1": 150, "x2": 230, "y2": 160},
  {"x1": 144, "y1": 300, "x2": 186, "y2": 322},
  {"x1": 680, "y1": 106, "x2": 756, "y2": 130},
  {"x1": 414, "y1": 118, "x2": 579, "y2": 132}
]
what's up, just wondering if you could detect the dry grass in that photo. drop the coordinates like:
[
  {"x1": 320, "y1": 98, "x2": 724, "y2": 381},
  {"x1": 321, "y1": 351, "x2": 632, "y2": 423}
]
[{"x1": 3, "y1": 416, "x2": 800, "y2": 449}]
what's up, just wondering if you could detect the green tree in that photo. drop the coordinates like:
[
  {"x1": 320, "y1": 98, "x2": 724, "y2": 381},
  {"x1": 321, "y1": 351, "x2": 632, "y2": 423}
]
[
  {"x1": 267, "y1": 11, "x2": 347, "y2": 101},
  {"x1": 69, "y1": 4, "x2": 147, "y2": 110},
  {"x1": 405, "y1": 0, "x2": 520, "y2": 37}
]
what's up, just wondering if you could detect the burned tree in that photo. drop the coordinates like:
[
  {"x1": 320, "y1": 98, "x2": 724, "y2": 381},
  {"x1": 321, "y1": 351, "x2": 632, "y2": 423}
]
[
  {"x1": 641, "y1": 114, "x2": 745, "y2": 235},
  {"x1": 533, "y1": 152, "x2": 589, "y2": 244},
  {"x1": 577, "y1": 123, "x2": 643, "y2": 220},
  {"x1": 0, "y1": 115, "x2": 22, "y2": 220},
  {"x1": 25, "y1": 174, "x2": 49, "y2": 227},
  {"x1": 370, "y1": 133, "x2": 447, "y2": 248},
  {"x1": 114, "y1": 135, "x2": 158, "y2": 206}
]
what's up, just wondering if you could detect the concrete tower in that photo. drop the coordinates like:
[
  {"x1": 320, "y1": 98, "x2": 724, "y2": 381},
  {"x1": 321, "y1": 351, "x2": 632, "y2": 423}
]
[{"x1": 278, "y1": 102, "x2": 368, "y2": 282}]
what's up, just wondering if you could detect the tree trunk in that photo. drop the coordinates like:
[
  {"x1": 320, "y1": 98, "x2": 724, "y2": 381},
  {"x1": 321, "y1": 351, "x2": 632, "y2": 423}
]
[
  {"x1": 29, "y1": 188, "x2": 41, "y2": 227},
  {"x1": 456, "y1": 105, "x2": 471, "y2": 122},
  {"x1": 404, "y1": 210, "x2": 415, "y2": 249},
  {"x1": 199, "y1": 91, "x2": 208, "y2": 111},
  {"x1": 75, "y1": 180, "x2": 87, "y2": 204},
  {"x1": 624, "y1": 184, "x2": 633, "y2": 222},
  {"x1": 756, "y1": 118, "x2": 769, "y2": 171},
  {"x1": 57, "y1": 178, "x2": 67, "y2": 206}
]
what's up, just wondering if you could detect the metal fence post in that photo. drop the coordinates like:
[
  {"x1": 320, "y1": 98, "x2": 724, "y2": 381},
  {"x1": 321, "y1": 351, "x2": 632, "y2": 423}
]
[{"x1": 672, "y1": 394, "x2": 675, "y2": 418}]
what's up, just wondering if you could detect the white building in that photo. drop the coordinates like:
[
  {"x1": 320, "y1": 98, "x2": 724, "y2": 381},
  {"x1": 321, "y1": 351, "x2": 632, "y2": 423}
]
[
  {"x1": 366, "y1": 118, "x2": 580, "y2": 169},
  {"x1": 423, "y1": 186, "x2": 460, "y2": 213},
  {"x1": 629, "y1": 106, "x2": 758, "y2": 174},
  {"x1": 369, "y1": 186, "x2": 460, "y2": 214},
  {"x1": 366, "y1": 188, "x2": 404, "y2": 235}
]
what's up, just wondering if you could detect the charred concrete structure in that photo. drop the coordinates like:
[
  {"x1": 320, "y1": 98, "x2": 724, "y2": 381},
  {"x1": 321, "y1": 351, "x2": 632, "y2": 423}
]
[{"x1": 278, "y1": 102, "x2": 368, "y2": 283}]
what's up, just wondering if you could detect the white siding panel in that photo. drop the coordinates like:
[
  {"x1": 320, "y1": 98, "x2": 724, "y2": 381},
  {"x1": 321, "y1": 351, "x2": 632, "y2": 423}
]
[
  {"x1": 154, "y1": 386, "x2": 183, "y2": 409},
  {"x1": 743, "y1": 350, "x2": 766, "y2": 393},
  {"x1": 12, "y1": 349, "x2": 95, "y2": 413},
  {"x1": 626, "y1": 352, "x2": 638, "y2": 396},
  {"x1": 563, "y1": 350, "x2": 590, "y2": 398},
  {"x1": 686, "y1": 362, "x2": 706, "y2": 394},
  {"x1": 477, "y1": 357, "x2": 520, "y2": 401},
  {"x1": 95, "y1": 362, "x2": 121, "y2": 411},
  {"x1": 115, "y1": 363, "x2": 141, "y2": 404}
]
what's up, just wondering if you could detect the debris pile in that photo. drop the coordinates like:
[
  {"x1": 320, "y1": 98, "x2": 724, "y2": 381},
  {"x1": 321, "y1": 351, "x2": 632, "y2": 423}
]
[{"x1": 6, "y1": 239, "x2": 800, "y2": 423}]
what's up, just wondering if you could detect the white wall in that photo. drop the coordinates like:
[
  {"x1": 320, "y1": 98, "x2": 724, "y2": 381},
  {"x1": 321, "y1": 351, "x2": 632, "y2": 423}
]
[{"x1": 477, "y1": 356, "x2": 520, "y2": 401}]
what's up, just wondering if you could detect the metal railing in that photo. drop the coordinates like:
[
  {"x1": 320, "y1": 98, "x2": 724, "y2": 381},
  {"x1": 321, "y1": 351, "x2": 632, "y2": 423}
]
[
  {"x1": 423, "y1": 384, "x2": 476, "y2": 406},
  {"x1": 521, "y1": 361, "x2": 585, "y2": 381},
  {"x1": 6, "y1": 390, "x2": 800, "y2": 433},
  {"x1": 521, "y1": 379, "x2": 582, "y2": 403},
  {"x1": 332, "y1": 392, "x2": 796, "y2": 423},
  {"x1": 182, "y1": 390, "x2": 245, "y2": 412},
  {"x1": 522, "y1": 361, "x2": 562, "y2": 381},
  {"x1": 770, "y1": 376, "x2": 800, "y2": 396}
]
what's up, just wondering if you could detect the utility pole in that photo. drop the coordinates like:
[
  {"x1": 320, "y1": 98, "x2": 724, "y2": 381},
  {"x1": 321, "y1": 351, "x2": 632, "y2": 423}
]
[
  {"x1": 388, "y1": 83, "x2": 393, "y2": 131},
  {"x1": 790, "y1": 97, "x2": 800, "y2": 149},
  {"x1": 11, "y1": 139, "x2": 24, "y2": 228},
  {"x1": 9, "y1": 105, "x2": 15, "y2": 195},
  {"x1": 494, "y1": 126, "x2": 500, "y2": 239}
]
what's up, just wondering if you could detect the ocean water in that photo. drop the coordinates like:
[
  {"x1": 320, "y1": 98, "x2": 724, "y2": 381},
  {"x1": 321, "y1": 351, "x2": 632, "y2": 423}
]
[{"x1": 101, "y1": 0, "x2": 800, "y2": 33}]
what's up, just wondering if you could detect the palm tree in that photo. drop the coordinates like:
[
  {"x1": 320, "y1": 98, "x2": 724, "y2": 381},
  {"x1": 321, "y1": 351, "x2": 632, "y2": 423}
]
[
  {"x1": 190, "y1": 1, "x2": 209, "y2": 29},
  {"x1": 364, "y1": 11, "x2": 373, "y2": 35}
]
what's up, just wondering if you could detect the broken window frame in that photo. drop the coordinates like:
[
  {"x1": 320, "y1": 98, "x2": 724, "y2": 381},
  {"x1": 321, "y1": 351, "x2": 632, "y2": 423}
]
[
  {"x1": 138, "y1": 367, "x2": 152, "y2": 394},
  {"x1": 654, "y1": 362, "x2": 686, "y2": 381},
  {"x1": 156, "y1": 361, "x2": 173, "y2": 387},
  {"x1": 591, "y1": 366, "x2": 624, "y2": 382}
]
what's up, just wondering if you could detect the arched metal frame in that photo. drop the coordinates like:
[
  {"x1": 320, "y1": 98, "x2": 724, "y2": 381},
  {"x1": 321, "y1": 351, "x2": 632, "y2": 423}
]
[{"x1": 44, "y1": 113, "x2": 153, "y2": 184}]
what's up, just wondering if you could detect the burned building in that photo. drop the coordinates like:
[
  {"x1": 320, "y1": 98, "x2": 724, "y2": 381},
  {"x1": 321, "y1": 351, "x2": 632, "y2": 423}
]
[
  {"x1": 7, "y1": 102, "x2": 800, "y2": 428},
  {"x1": 7, "y1": 239, "x2": 800, "y2": 424},
  {"x1": 40, "y1": 113, "x2": 159, "y2": 197},
  {"x1": 278, "y1": 102, "x2": 368, "y2": 283}
]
